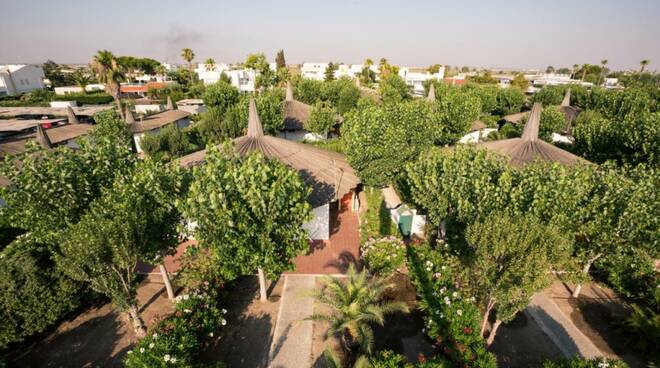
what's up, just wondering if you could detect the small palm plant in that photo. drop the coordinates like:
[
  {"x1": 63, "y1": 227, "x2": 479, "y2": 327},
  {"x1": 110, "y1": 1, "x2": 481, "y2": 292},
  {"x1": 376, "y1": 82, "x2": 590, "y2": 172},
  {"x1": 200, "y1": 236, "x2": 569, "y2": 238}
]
[{"x1": 308, "y1": 264, "x2": 408, "y2": 367}]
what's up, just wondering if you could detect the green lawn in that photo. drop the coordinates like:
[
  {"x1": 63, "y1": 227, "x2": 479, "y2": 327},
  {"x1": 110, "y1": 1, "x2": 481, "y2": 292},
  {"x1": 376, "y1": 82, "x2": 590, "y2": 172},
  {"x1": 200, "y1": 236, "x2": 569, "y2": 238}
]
[{"x1": 360, "y1": 187, "x2": 398, "y2": 243}]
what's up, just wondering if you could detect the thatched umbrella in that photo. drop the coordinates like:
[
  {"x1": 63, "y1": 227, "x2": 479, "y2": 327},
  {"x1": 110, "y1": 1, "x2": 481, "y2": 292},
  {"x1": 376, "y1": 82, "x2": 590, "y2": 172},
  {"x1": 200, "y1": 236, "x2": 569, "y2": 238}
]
[
  {"x1": 125, "y1": 106, "x2": 136, "y2": 124},
  {"x1": 66, "y1": 106, "x2": 80, "y2": 125},
  {"x1": 166, "y1": 96, "x2": 174, "y2": 110},
  {"x1": 427, "y1": 83, "x2": 436, "y2": 102},
  {"x1": 36, "y1": 124, "x2": 52, "y2": 149}
]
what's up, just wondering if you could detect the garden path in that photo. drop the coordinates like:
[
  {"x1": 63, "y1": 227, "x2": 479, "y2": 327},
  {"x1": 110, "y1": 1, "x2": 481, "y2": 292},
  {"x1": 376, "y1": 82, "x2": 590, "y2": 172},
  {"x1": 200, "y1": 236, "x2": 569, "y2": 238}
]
[{"x1": 268, "y1": 275, "x2": 316, "y2": 368}]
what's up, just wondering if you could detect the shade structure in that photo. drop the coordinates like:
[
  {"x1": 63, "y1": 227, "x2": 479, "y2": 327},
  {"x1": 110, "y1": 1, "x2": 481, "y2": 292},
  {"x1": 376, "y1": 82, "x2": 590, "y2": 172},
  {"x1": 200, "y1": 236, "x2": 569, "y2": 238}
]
[
  {"x1": 66, "y1": 106, "x2": 80, "y2": 125},
  {"x1": 427, "y1": 83, "x2": 436, "y2": 102},
  {"x1": 477, "y1": 103, "x2": 589, "y2": 167},
  {"x1": 179, "y1": 99, "x2": 360, "y2": 207},
  {"x1": 125, "y1": 106, "x2": 136, "y2": 124},
  {"x1": 559, "y1": 89, "x2": 581, "y2": 133},
  {"x1": 35, "y1": 124, "x2": 52, "y2": 149},
  {"x1": 470, "y1": 120, "x2": 487, "y2": 132},
  {"x1": 166, "y1": 96, "x2": 174, "y2": 110},
  {"x1": 283, "y1": 99, "x2": 312, "y2": 131}
]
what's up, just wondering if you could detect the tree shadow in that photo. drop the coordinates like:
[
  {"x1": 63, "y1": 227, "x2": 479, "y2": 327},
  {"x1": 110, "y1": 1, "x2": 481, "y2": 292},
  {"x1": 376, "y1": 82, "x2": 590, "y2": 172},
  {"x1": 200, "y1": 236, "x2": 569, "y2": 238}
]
[
  {"x1": 199, "y1": 276, "x2": 278, "y2": 368},
  {"x1": 379, "y1": 198, "x2": 394, "y2": 236},
  {"x1": 10, "y1": 310, "x2": 132, "y2": 368},
  {"x1": 324, "y1": 250, "x2": 360, "y2": 273},
  {"x1": 525, "y1": 305, "x2": 581, "y2": 357},
  {"x1": 372, "y1": 309, "x2": 435, "y2": 362}
]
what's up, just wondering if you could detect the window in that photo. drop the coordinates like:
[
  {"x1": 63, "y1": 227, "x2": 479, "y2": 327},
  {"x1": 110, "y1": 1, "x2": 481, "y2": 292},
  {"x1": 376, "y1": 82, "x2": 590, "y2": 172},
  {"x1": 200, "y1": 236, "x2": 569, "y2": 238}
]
[
  {"x1": 25, "y1": 79, "x2": 29, "y2": 85},
  {"x1": 20, "y1": 79, "x2": 25, "y2": 85}
]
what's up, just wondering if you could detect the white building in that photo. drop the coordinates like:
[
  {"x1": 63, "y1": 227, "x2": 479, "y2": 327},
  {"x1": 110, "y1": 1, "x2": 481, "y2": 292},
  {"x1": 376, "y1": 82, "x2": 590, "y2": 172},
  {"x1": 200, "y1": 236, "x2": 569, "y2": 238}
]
[
  {"x1": 195, "y1": 63, "x2": 231, "y2": 85},
  {"x1": 54, "y1": 84, "x2": 105, "y2": 95},
  {"x1": 195, "y1": 63, "x2": 256, "y2": 92},
  {"x1": 529, "y1": 73, "x2": 593, "y2": 88},
  {"x1": 0, "y1": 65, "x2": 46, "y2": 96},
  {"x1": 398, "y1": 67, "x2": 445, "y2": 95},
  {"x1": 301, "y1": 62, "x2": 330, "y2": 80}
]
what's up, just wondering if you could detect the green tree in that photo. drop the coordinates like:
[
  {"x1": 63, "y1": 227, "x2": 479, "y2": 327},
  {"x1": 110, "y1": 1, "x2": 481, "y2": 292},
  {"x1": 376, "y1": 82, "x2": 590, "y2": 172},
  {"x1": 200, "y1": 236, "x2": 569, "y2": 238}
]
[
  {"x1": 378, "y1": 74, "x2": 410, "y2": 104},
  {"x1": 598, "y1": 59, "x2": 608, "y2": 86},
  {"x1": 202, "y1": 80, "x2": 240, "y2": 116},
  {"x1": 204, "y1": 58, "x2": 216, "y2": 71},
  {"x1": 546, "y1": 66, "x2": 555, "y2": 74},
  {"x1": 69, "y1": 70, "x2": 93, "y2": 94},
  {"x1": 181, "y1": 48, "x2": 196, "y2": 81},
  {"x1": 140, "y1": 124, "x2": 196, "y2": 162},
  {"x1": 306, "y1": 101, "x2": 336, "y2": 135},
  {"x1": 194, "y1": 105, "x2": 244, "y2": 145},
  {"x1": 91, "y1": 50, "x2": 126, "y2": 119},
  {"x1": 341, "y1": 101, "x2": 436, "y2": 186},
  {"x1": 463, "y1": 213, "x2": 571, "y2": 344},
  {"x1": 57, "y1": 160, "x2": 182, "y2": 336},
  {"x1": 539, "y1": 106, "x2": 566, "y2": 141},
  {"x1": 428, "y1": 64, "x2": 442, "y2": 74},
  {"x1": 180, "y1": 146, "x2": 312, "y2": 301},
  {"x1": 309, "y1": 265, "x2": 408, "y2": 366},
  {"x1": 275, "y1": 49, "x2": 286, "y2": 70},
  {"x1": 325, "y1": 62, "x2": 338, "y2": 81},
  {"x1": 510, "y1": 73, "x2": 529, "y2": 91},
  {"x1": 245, "y1": 53, "x2": 275, "y2": 88}
]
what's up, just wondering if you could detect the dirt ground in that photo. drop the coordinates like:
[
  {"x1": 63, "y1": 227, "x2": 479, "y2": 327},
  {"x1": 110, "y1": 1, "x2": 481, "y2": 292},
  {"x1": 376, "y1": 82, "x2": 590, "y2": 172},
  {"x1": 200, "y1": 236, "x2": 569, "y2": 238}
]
[
  {"x1": 199, "y1": 275, "x2": 284, "y2": 368},
  {"x1": 547, "y1": 281, "x2": 646, "y2": 368},
  {"x1": 10, "y1": 278, "x2": 175, "y2": 368}
]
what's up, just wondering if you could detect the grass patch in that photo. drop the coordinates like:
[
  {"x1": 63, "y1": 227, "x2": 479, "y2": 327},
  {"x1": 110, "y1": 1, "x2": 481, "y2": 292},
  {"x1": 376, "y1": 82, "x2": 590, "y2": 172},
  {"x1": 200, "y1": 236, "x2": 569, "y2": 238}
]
[
  {"x1": 303, "y1": 137, "x2": 344, "y2": 153},
  {"x1": 360, "y1": 187, "x2": 398, "y2": 243}
]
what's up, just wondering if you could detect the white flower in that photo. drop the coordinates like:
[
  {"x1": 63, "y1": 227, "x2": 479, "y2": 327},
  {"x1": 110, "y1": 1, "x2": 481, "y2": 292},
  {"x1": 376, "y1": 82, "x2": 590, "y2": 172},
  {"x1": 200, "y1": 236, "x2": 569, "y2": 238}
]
[
  {"x1": 452, "y1": 291, "x2": 458, "y2": 298},
  {"x1": 441, "y1": 266, "x2": 446, "y2": 270},
  {"x1": 426, "y1": 267, "x2": 431, "y2": 271},
  {"x1": 128, "y1": 351, "x2": 133, "y2": 354},
  {"x1": 140, "y1": 348, "x2": 145, "y2": 353},
  {"x1": 171, "y1": 357, "x2": 177, "y2": 363},
  {"x1": 439, "y1": 287, "x2": 446, "y2": 294},
  {"x1": 598, "y1": 362, "x2": 609, "y2": 368},
  {"x1": 221, "y1": 308, "x2": 227, "y2": 314},
  {"x1": 433, "y1": 273, "x2": 442, "y2": 279},
  {"x1": 183, "y1": 294, "x2": 190, "y2": 300},
  {"x1": 444, "y1": 296, "x2": 451, "y2": 305},
  {"x1": 456, "y1": 309, "x2": 463, "y2": 316},
  {"x1": 184, "y1": 309, "x2": 192, "y2": 314},
  {"x1": 164, "y1": 354, "x2": 171, "y2": 362},
  {"x1": 175, "y1": 295, "x2": 182, "y2": 302},
  {"x1": 221, "y1": 319, "x2": 227, "y2": 326},
  {"x1": 422, "y1": 328, "x2": 426, "y2": 333},
  {"x1": 209, "y1": 332, "x2": 214, "y2": 337},
  {"x1": 152, "y1": 333, "x2": 158, "y2": 338},
  {"x1": 149, "y1": 343, "x2": 155, "y2": 348},
  {"x1": 440, "y1": 313, "x2": 444, "y2": 318},
  {"x1": 425, "y1": 261, "x2": 433, "y2": 267}
]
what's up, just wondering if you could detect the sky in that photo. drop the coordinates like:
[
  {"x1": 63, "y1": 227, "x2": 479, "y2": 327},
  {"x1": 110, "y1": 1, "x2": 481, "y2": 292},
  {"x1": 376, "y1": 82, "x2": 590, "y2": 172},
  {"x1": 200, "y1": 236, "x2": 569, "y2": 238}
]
[{"x1": 1, "y1": 0, "x2": 659, "y2": 71}]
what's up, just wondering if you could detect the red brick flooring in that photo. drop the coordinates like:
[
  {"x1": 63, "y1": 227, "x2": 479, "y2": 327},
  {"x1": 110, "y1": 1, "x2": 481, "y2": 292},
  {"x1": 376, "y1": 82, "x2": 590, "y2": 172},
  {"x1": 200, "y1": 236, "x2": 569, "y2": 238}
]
[
  {"x1": 288, "y1": 203, "x2": 361, "y2": 275},
  {"x1": 137, "y1": 203, "x2": 361, "y2": 276}
]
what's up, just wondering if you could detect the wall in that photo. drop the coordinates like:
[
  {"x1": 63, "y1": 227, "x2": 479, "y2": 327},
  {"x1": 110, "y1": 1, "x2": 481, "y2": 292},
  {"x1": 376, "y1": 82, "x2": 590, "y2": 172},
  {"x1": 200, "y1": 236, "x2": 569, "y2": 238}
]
[
  {"x1": 303, "y1": 203, "x2": 330, "y2": 240},
  {"x1": 135, "y1": 104, "x2": 163, "y2": 114},
  {"x1": 0, "y1": 65, "x2": 45, "y2": 95}
]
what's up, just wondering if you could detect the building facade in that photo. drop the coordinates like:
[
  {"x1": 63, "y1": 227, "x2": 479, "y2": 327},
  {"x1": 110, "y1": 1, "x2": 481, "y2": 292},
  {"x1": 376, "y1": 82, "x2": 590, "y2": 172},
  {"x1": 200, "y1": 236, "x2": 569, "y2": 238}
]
[{"x1": 0, "y1": 65, "x2": 46, "y2": 96}]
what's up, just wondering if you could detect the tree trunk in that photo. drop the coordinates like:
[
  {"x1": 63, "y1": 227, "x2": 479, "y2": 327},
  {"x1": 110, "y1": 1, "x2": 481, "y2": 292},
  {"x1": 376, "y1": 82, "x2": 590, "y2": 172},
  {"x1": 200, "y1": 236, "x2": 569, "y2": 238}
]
[
  {"x1": 572, "y1": 253, "x2": 602, "y2": 298},
  {"x1": 486, "y1": 319, "x2": 502, "y2": 346},
  {"x1": 159, "y1": 264, "x2": 175, "y2": 301},
  {"x1": 257, "y1": 268, "x2": 268, "y2": 302},
  {"x1": 114, "y1": 96, "x2": 124, "y2": 120},
  {"x1": 480, "y1": 298, "x2": 496, "y2": 336},
  {"x1": 128, "y1": 304, "x2": 146, "y2": 338}
]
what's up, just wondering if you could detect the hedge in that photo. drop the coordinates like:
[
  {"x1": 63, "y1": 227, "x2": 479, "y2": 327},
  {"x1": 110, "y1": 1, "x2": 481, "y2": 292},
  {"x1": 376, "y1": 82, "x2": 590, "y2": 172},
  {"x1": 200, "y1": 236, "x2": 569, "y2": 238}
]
[{"x1": 52, "y1": 92, "x2": 114, "y2": 105}]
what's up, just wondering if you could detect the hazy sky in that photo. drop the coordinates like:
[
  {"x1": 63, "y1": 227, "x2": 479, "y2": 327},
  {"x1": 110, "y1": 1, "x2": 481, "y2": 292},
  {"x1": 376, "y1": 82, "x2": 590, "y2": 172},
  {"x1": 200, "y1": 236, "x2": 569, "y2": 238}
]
[{"x1": 1, "y1": 0, "x2": 659, "y2": 71}]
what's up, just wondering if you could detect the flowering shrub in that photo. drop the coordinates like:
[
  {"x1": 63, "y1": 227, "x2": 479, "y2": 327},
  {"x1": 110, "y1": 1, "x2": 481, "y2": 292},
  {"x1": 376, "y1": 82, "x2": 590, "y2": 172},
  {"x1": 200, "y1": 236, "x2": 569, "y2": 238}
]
[
  {"x1": 124, "y1": 288, "x2": 226, "y2": 367},
  {"x1": 542, "y1": 357, "x2": 629, "y2": 368},
  {"x1": 369, "y1": 350, "x2": 451, "y2": 367},
  {"x1": 408, "y1": 242, "x2": 497, "y2": 368},
  {"x1": 361, "y1": 236, "x2": 406, "y2": 277}
]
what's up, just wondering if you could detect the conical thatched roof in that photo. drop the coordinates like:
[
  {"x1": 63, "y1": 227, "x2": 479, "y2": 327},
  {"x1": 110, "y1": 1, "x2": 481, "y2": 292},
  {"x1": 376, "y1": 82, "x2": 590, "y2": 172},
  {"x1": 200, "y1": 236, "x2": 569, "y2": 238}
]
[
  {"x1": 66, "y1": 106, "x2": 80, "y2": 125},
  {"x1": 179, "y1": 99, "x2": 360, "y2": 207},
  {"x1": 477, "y1": 103, "x2": 589, "y2": 167},
  {"x1": 125, "y1": 106, "x2": 136, "y2": 124},
  {"x1": 166, "y1": 96, "x2": 174, "y2": 110},
  {"x1": 36, "y1": 124, "x2": 52, "y2": 149},
  {"x1": 427, "y1": 83, "x2": 436, "y2": 102},
  {"x1": 558, "y1": 89, "x2": 581, "y2": 133},
  {"x1": 470, "y1": 120, "x2": 487, "y2": 132},
  {"x1": 283, "y1": 82, "x2": 312, "y2": 131}
]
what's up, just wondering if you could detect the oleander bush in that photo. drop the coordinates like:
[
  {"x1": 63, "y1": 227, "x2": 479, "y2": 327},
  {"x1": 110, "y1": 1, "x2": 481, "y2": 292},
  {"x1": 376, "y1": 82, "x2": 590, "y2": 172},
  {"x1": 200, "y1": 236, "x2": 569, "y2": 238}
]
[
  {"x1": 361, "y1": 236, "x2": 406, "y2": 277},
  {"x1": 369, "y1": 350, "x2": 451, "y2": 367},
  {"x1": 407, "y1": 243, "x2": 497, "y2": 368},
  {"x1": 123, "y1": 286, "x2": 227, "y2": 368}
]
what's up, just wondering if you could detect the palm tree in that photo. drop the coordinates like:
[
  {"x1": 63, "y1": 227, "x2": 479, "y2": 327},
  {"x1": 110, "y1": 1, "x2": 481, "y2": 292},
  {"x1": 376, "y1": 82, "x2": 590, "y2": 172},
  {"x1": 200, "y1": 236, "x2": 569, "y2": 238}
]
[
  {"x1": 91, "y1": 50, "x2": 125, "y2": 119},
  {"x1": 308, "y1": 265, "x2": 408, "y2": 367},
  {"x1": 181, "y1": 48, "x2": 195, "y2": 81},
  {"x1": 70, "y1": 70, "x2": 93, "y2": 94},
  {"x1": 581, "y1": 63, "x2": 589, "y2": 82},
  {"x1": 572, "y1": 64, "x2": 579, "y2": 79},
  {"x1": 640, "y1": 59, "x2": 650, "y2": 73},
  {"x1": 598, "y1": 59, "x2": 608, "y2": 86},
  {"x1": 364, "y1": 58, "x2": 374, "y2": 67},
  {"x1": 204, "y1": 58, "x2": 216, "y2": 71}
]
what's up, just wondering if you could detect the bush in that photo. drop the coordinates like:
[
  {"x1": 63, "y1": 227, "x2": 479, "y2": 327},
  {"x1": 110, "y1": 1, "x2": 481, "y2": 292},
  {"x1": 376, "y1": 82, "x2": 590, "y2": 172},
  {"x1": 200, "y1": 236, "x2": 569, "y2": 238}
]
[
  {"x1": 542, "y1": 357, "x2": 628, "y2": 368},
  {"x1": 202, "y1": 81, "x2": 239, "y2": 116},
  {"x1": 0, "y1": 236, "x2": 85, "y2": 348},
  {"x1": 140, "y1": 124, "x2": 198, "y2": 161},
  {"x1": 52, "y1": 91, "x2": 114, "y2": 105},
  {"x1": 124, "y1": 286, "x2": 226, "y2": 367},
  {"x1": 539, "y1": 106, "x2": 566, "y2": 140},
  {"x1": 619, "y1": 303, "x2": 660, "y2": 360},
  {"x1": 361, "y1": 236, "x2": 406, "y2": 277},
  {"x1": 407, "y1": 243, "x2": 497, "y2": 367},
  {"x1": 305, "y1": 101, "x2": 336, "y2": 135},
  {"x1": 379, "y1": 74, "x2": 411, "y2": 104},
  {"x1": 360, "y1": 187, "x2": 398, "y2": 241},
  {"x1": 368, "y1": 350, "x2": 452, "y2": 367}
]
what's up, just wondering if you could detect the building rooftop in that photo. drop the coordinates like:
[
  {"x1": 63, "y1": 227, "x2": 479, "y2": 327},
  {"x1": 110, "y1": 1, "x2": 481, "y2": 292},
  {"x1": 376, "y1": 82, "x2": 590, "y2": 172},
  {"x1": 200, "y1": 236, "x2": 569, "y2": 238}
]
[
  {"x1": 129, "y1": 109, "x2": 191, "y2": 133},
  {"x1": 0, "y1": 123, "x2": 95, "y2": 158},
  {"x1": 0, "y1": 105, "x2": 113, "y2": 118}
]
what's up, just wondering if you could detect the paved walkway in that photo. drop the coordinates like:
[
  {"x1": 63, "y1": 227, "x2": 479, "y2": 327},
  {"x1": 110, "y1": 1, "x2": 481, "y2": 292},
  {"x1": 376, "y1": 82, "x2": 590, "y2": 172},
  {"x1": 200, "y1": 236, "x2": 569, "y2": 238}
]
[
  {"x1": 527, "y1": 292, "x2": 602, "y2": 359},
  {"x1": 269, "y1": 275, "x2": 316, "y2": 368}
]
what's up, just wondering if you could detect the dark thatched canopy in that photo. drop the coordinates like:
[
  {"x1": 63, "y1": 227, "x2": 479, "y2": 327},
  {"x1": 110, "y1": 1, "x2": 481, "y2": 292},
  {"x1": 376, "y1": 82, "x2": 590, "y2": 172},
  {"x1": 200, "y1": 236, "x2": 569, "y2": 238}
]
[
  {"x1": 179, "y1": 99, "x2": 360, "y2": 207},
  {"x1": 477, "y1": 103, "x2": 590, "y2": 167}
]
